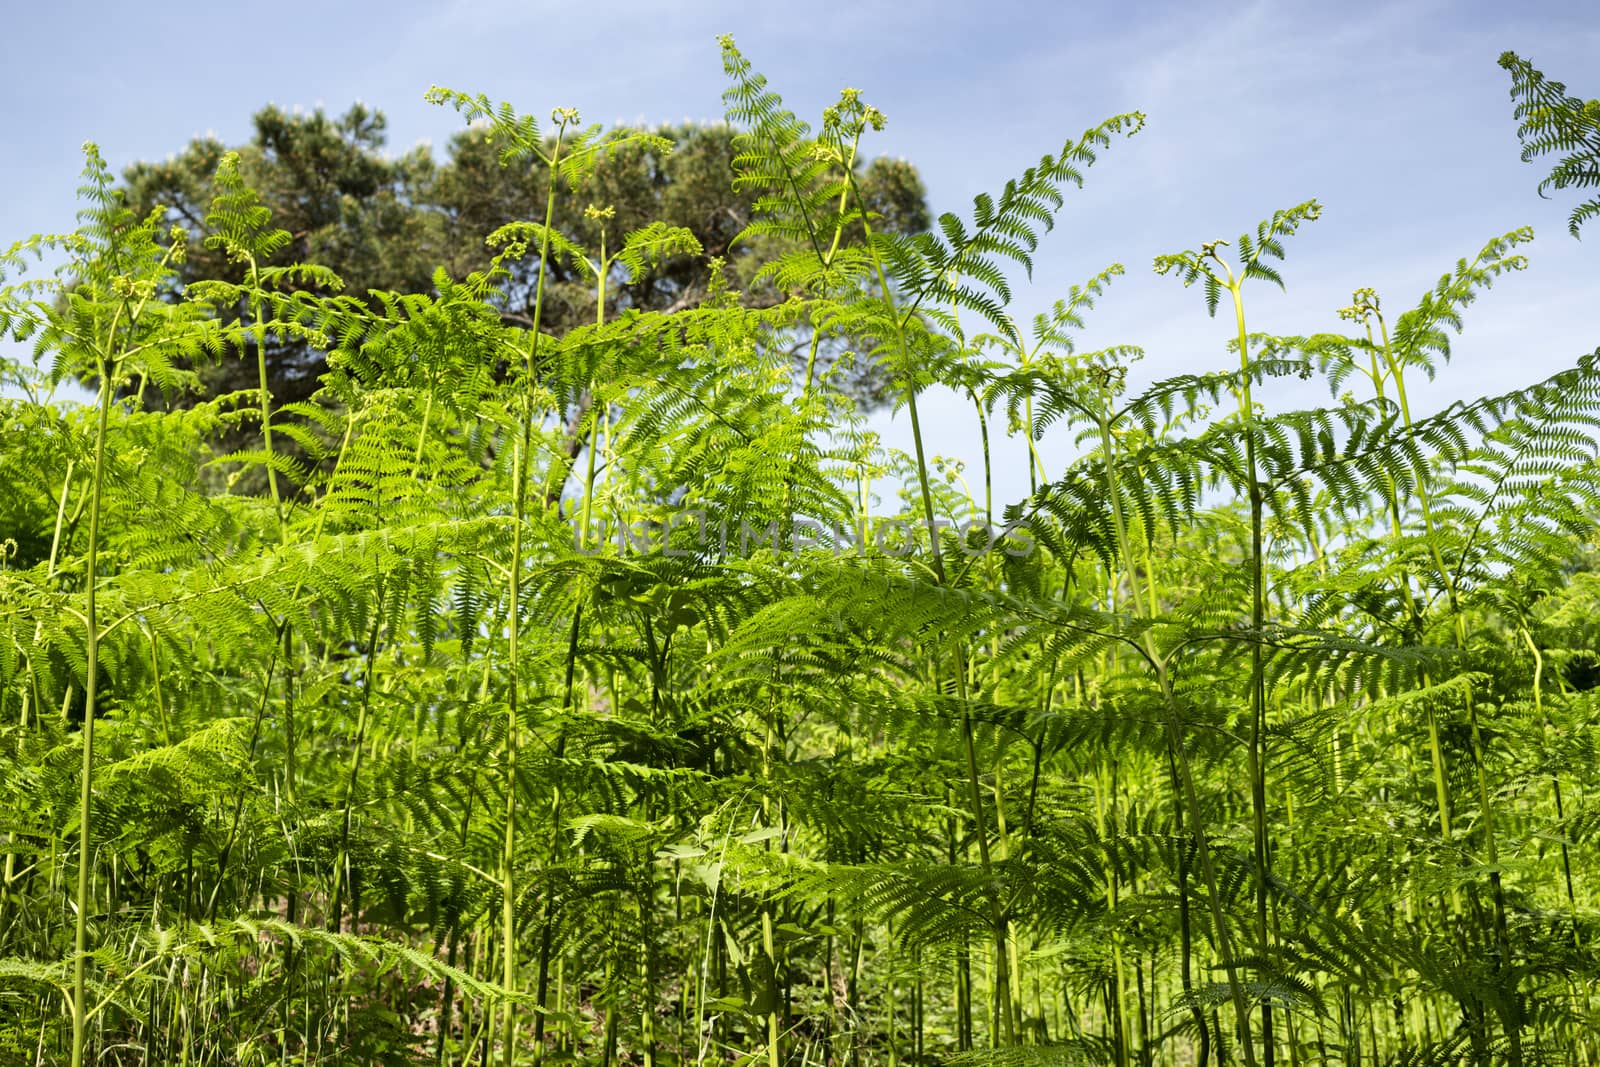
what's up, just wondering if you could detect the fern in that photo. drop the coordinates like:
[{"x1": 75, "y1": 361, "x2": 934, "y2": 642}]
[{"x1": 1501, "y1": 51, "x2": 1600, "y2": 238}]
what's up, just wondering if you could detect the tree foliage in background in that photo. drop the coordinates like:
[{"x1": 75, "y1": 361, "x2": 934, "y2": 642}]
[{"x1": 119, "y1": 101, "x2": 930, "y2": 412}]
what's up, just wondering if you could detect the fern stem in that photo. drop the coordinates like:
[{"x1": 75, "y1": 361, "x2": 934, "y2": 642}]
[
  {"x1": 1362, "y1": 316, "x2": 1458, "y2": 848},
  {"x1": 411, "y1": 387, "x2": 436, "y2": 480},
  {"x1": 248, "y1": 253, "x2": 286, "y2": 543},
  {"x1": 69, "y1": 359, "x2": 116, "y2": 1067},
  {"x1": 63, "y1": 237, "x2": 174, "y2": 1063},
  {"x1": 800, "y1": 121, "x2": 863, "y2": 397},
  {"x1": 47, "y1": 459, "x2": 74, "y2": 581},
  {"x1": 1521, "y1": 626, "x2": 1583, "y2": 948},
  {"x1": 501, "y1": 113, "x2": 573, "y2": 1067},
  {"x1": 1227, "y1": 278, "x2": 1274, "y2": 1067}
]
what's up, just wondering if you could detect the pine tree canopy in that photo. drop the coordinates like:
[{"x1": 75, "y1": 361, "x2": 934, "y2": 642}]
[{"x1": 119, "y1": 101, "x2": 931, "y2": 411}]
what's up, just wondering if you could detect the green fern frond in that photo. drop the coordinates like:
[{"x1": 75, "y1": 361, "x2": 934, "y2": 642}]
[{"x1": 1501, "y1": 51, "x2": 1600, "y2": 237}]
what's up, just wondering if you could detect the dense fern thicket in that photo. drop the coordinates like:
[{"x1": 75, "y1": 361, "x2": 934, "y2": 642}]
[{"x1": 1, "y1": 40, "x2": 1597, "y2": 1067}]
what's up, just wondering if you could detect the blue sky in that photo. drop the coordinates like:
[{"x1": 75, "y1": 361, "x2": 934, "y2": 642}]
[{"x1": 3, "y1": 0, "x2": 1596, "y2": 507}]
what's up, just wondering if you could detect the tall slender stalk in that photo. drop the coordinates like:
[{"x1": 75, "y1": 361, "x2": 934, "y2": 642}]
[
  {"x1": 499, "y1": 109, "x2": 574, "y2": 1066},
  {"x1": 67, "y1": 217, "x2": 182, "y2": 1067},
  {"x1": 1223, "y1": 267, "x2": 1275, "y2": 1067},
  {"x1": 69, "y1": 364, "x2": 115, "y2": 1067}
]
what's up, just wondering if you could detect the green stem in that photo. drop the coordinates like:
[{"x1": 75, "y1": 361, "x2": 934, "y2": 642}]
[
  {"x1": 801, "y1": 122, "x2": 863, "y2": 397},
  {"x1": 501, "y1": 114, "x2": 572, "y2": 1067},
  {"x1": 1227, "y1": 278, "x2": 1275, "y2": 1067},
  {"x1": 1520, "y1": 626, "x2": 1582, "y2": 948},
  {"x1": 248, "y1": 255, "x2": 286, "y2": 543},
  {"x1": 69, "y1": 361, "x2": 116, "y2": 1067},
  {"x1": 63, "y1": 241, "x2": 179, "y2": 1064},
  {"x1": 1364, "y1": 317, "x2": 1456, "y2": 842}
]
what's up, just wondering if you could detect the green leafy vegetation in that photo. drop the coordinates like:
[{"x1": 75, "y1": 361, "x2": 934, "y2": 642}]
[
  {"x1": 1502, "y1": 51, "x2": 1600, "y2": 239},
  {"x1": 0, "y1": 41, "x2": 1596, "y2": 1067}
]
